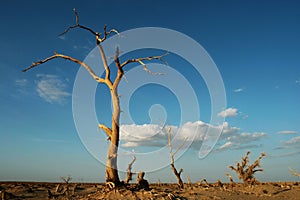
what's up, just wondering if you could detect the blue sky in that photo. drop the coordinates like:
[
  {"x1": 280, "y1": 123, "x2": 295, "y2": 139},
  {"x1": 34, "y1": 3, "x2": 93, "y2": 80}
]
[{"x1": 1, "y1": 0, "x2": 300, "y2": 183}]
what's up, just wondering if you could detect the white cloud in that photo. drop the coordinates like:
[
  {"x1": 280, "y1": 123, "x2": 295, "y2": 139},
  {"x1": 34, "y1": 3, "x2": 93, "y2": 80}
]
[
  {"x1": 119, "y1": 120, "x2": 265, "y2": 152},
  {"x1": 216, "y1": 131, "x2": 266, "y2": 152},
  {"x1": 275, "y1": 135, "x2": 300, "y2": 151},
  {"x1": 218, "y1": 108, "x2": 238, "y2": 118},
  {"x1": 218, "y1": 141, "x2": 233, "y2": 151},
  {"x1": 269, "y1": 150, "x2": 300, "y2": 158},
  {"x1": 15, "y1": 79, "x2": 28, "y2": 87},
  {"x1": 15, "y1": 78, "x2": 29, "y2": 94},
  {"x1": 234, "y1": 88, "x2": 243, "y2": 93},
  {"x1": 36, "y1": 74, "x2": 71, "y2": 104},
  {"x1": 283, "y1": 136, "x2": 300, "y2": 148},
  {"x1": 226, "y1": 132, "x2": 267, "y2": 144},
  {"x1": 277, "y1": 130, "x2": 298, "y2": 135}
]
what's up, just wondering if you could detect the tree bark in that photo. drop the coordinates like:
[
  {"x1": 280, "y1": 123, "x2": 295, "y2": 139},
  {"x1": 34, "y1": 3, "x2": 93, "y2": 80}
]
[{"x1": 105, "y1": 89, "x2": 121, "y2": 184}]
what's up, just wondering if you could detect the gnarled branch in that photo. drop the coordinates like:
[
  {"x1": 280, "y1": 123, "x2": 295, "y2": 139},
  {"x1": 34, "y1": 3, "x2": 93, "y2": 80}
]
[
  {"x1": 22, "y1": 53, "x2": 105, "y2": 83},
  {"x1": 60, "y1": 8, "x2": 119, "y2": 44},
  {"x1": 59, "y1": 8, "x2": 98, "y2": 37},
  {"x1": 120, "y1": 52, "x2": 169, "y2": 76}
]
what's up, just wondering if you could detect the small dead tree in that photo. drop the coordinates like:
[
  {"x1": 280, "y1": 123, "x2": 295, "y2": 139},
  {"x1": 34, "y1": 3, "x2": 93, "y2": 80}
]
[
  {"x1": 198, "y1": 178, "x2": 211, "y2": 187},
  {"x1": 167, "y1": 127, "x2": 185, "y2": 189},
  {"x1": 225, "y1": 173, "x2": 235, "y2": 188},
  {"x1": 61, "y1": 176, "x2": 72, "y2": 198},
  {"x1": 187, "y1": 174, "x2": 192, "y2": 186},
  {"x1": 229, "y1": 151, "x2": 266, "y2": 185},
  {"x1": 22, "y1": 9, "x2": 167, "y2": 186},
  {"x1": 289, "y1": 167, "x2": 300, "y2": 178},
  {"x1": 124, "y1": 156, "x2": 136, "y2": 184}
]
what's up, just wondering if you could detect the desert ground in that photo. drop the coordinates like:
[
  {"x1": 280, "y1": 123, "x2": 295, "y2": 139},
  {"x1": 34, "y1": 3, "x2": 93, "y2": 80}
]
[{"x1": 1, "y1": 181, "x2": 300, "y2": 200}]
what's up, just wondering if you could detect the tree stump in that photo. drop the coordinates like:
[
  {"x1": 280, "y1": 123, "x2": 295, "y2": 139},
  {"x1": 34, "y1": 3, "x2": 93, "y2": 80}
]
[{"x1": 136, "y1": 172, "x2": 149, "y2": 190}]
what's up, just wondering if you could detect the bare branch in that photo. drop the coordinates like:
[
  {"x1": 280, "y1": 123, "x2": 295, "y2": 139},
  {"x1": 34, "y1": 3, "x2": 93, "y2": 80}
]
[
  {"x1": 100, "y1": 25, "x2": 120, "y2": 43},
  {"x1": 99, "y1": 124, "x2": 112, "y2": 140},
  {"x1": 120, "y1": 52, "x2": 169, "y2": 75},
  {"x1": 59, "y1": 8, "x2": 119, "y2": 44},
  {"x1": 97, "y1": 44, "x2": 111, "y2": 83},
  {"x1": 113, "y1": 47, "x2": 124, "y2": 89},
  {"x1": 178, "y1": 168, "x2": 183, "y2": 175},
  {"x1": 167, "y1": 127, "x2": 174, "y2": 164},
  {"x1": 128, "y1": 156, "x2": 136, "y2": 171},
  {"x1": 60, "y1": 176, "x2": 72, "y2": 184},
  {"x1": 125, "y1": 156, "x2": 136, "y2": 184},
  {"x1": 289, "y1": 167, "x2": 300, "y2": 177},
  {"x1": 22, "y1": 53, "x2": 105, "y2": 83},
  {"x1": 59, "y1": 8, "x2": 98, "y2": 37},
  {"x1": 253, "y1": 169, "x2": 264, "y2": 173}
]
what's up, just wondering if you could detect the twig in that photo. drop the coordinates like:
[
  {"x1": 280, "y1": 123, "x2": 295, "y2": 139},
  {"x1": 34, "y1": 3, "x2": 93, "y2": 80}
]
[
  {"x1": 289, "y1": 167, "x2": 300, "y2": 177},
  {"x1": 59, "y1": 8, "x2": 119, "y2": 44}
]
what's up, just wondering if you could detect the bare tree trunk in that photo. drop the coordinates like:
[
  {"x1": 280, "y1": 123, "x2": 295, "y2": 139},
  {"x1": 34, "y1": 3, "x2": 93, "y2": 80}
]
[
  {"x1": 167, "y1": 127, "x2": 185, "y2": 189},
  {"x1": 106, "y1": 89, "x2": 120, "y2": 184},
  {"x1": 171, "y1": 164, "x2": 184, "y2": 188}
]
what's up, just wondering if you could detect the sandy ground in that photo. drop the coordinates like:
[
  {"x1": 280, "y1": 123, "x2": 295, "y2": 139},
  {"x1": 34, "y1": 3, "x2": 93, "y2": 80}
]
[{"x1": 0, "y1": 181, "x2": 300, "y2": 200}]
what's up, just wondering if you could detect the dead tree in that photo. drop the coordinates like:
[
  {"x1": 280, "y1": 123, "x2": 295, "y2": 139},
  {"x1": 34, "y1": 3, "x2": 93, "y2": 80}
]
[
  {"x1": 198, "y1": 178, "x2": 211, "y2": 187},
  {"x1": 60, "y1": 176, "x2": 72, "y2": 197},
  {"x1": 226, "y1": 173, "x2": 235, "y2": 188},
  {"x1": 229, "y1": 151, "x2": 266, "y2": 185},
  {"x1": 289, "y1": 167, "x2": 300, "y2": 178},
  {"x1": 124, "y1": 156, "x2": 136, "y2": 184},
  {"x1": 22, "y1": 9, "x2": 167, "y2": 185},
  {"x1": 167, "y1": 127, "x2": 185, "y2": 189}
]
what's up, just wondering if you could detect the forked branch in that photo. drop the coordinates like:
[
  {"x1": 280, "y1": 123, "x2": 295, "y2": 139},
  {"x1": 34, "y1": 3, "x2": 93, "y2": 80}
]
[
  {"x1": 59, "y1": 8, "x2": 97, "y2": 36},
  {"x1": 113, "y1": 47, "x2": 124, "y2": 88},
  {"x1": 60, "y1": 8, "x2": 119, "y2": 44},
  {"x1": 120, "y1": 52, "x2": 169, "y2": 76}
]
